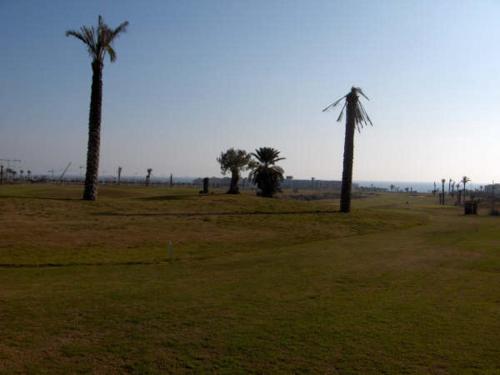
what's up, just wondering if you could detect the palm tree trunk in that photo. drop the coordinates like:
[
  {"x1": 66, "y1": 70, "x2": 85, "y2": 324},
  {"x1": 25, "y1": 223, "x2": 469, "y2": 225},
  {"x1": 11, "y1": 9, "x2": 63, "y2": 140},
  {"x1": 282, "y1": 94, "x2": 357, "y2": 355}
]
[
  {"x1": 227, "y1": 170, "x2": 240, "y2": 194},
  {"x1": 340, "y1": 95, "x2": 356, "y2": 213},
  {"x1": 83, "y1": 60, "x2": 103, "y2": 201},
  {"x1": 441, "y1": 181, "x2": 445, "y2": 205}
]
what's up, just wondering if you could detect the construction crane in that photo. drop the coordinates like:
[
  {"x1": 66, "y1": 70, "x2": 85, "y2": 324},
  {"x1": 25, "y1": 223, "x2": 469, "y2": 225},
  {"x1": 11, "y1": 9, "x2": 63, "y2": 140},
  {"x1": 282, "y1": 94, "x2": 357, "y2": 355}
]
[
  {"x1": 0, "y1": 159, "x2": 21, "y2": 169},
  {"x1": 59, "y1": 162, "x2": 72, "y2": 183},
  {"x1": 48, "y1": 169, "x2": 55, "y2": 180},
  {"x1": 0, "y1": 159, "x2": 21, "y2": 182}
]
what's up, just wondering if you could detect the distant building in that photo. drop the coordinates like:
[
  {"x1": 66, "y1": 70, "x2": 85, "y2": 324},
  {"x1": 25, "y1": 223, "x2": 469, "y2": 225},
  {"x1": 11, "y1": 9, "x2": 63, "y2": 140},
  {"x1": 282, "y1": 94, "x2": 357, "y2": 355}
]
[
  {"x1": 192, "y1": 177, "x2": 351, "y2": 191},
  {"x1": 484, "y1": 184, "x2": 500, "y2": 196},
  {"x1": 281, "y1": 178, "x2": 348, "y2": 191}
]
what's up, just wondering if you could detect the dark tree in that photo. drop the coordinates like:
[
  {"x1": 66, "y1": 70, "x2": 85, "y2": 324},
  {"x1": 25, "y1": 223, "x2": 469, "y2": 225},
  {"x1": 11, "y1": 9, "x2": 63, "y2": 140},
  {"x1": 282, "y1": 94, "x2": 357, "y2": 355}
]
[
  {"x1": 323, "y1": 87, "x2": 372, "y2": 213},
  {"x1": 217, "y1": 148, "x2": 252, "y2": 194},
  {"x1": 66, "y1": 16, "x2": 129, "y2": 201},
  {"x1": 201, "y1": 178, "x2": 209, "y2": 194},
  {"x1": 146, "y1": 168, "x2": 152, "y2": 186},
  {"x1": 249, "y1": 147, "x2": 285, "y2": 198},
  {"x1": 461, "y1": 176, "x2": 470, "y2": 204}
]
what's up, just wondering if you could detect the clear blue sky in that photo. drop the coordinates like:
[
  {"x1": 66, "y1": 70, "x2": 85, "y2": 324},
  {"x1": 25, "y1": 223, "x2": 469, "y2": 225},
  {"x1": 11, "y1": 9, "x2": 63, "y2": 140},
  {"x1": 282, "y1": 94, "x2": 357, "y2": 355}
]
[{"x1": 1, "y1": 0, "x2": 499, "y2": 183}]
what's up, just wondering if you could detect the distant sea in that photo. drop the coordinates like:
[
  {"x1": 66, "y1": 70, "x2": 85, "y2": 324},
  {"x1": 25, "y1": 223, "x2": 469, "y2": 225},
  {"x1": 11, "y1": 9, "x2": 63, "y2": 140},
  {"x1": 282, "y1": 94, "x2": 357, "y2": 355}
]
[{"x1": 356, "y1": 181, "x2": 484, "y2": 193}]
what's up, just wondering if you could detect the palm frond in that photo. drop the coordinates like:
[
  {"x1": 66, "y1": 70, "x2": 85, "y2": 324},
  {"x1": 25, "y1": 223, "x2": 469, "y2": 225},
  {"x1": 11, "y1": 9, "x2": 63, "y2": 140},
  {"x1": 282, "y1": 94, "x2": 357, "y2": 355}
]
[
  {"x1": 358, "y1": 102, "x2": 373, "y2": 126},
  {"x1": 322, "y1": 95, "x2": 346, "y2": 112},
  {"x1": 336, "y1": 102, "x2": 346, "y2": 122},
  {"x1": 106, "y1": 46, "x2": 117, "y2": 62},
  {"x1": 354, "y1": 87, "x2": 370, "y2": 101},
  {"x1": 112, "y1": 21, "x2": 129, "y2": 39},
  {"x1": 65, "y1": 30, "x2": 87, "y2": 44}
]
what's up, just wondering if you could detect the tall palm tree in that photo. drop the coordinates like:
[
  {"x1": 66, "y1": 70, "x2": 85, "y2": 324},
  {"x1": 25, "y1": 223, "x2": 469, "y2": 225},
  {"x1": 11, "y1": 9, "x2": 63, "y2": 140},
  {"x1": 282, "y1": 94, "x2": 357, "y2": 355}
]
[
  {"x1": 323, "y1": 87, "x2": 372, "y2": 213},
  {"x1": 461, "y1": 176, "x2": 471, "y2": 204},
  {"x1": 66, "y1": 16, "x2": 129, "y2": 201},
  {"x1": 249, "y1": 147, "x2": 285, "y2": 198},
  {"x1": 217, "y1": 148, "x2": 252, "y2": 194}
]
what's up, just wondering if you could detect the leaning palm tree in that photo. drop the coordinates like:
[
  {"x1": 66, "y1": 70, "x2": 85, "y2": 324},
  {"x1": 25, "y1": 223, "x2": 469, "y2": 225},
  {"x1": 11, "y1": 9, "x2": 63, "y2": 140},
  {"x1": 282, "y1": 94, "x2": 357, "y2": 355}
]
[
  {"x1": 461, "y1": 176, "x2": 471, "y2": 204},
  {"x1": 66, "y1": 16, "x2": 129, "y2": 201},
  {"x1": 249, "y1": 147, "x2": 285, "y2": 198},
  {"x1": 323, "y1": 87, "x2": 372, "y2": 213}
]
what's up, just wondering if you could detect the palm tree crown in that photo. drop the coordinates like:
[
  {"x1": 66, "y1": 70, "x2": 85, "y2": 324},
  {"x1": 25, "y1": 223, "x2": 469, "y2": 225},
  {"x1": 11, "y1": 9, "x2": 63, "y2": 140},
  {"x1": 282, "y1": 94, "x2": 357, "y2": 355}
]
[
  {"x1": 322, "y1": 87, "x2": 372, "y2": 131},
  {"x1": 251, "y1": 148, "x2": 285, "y2": 167},
  {"x1": 66, "y1": 16, "x2": 128, "y2": 64}
]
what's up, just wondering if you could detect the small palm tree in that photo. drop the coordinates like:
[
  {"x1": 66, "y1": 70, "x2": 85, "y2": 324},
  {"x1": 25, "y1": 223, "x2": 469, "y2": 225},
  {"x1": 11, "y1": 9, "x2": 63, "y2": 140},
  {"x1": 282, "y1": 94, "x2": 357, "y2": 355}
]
[
  {"x1": 323, "y1": 87, "x2": 372, "y2": 213},
  {"x1": 66, "y1": 16, "x2": 129, "y2": 201},
  {"x1": 146, "y1": 168, "x2": 153, "y2": 186},
  {"x1": 461, "y1": 176, "x2": 471, "y2": 203},
  {"x1": 217, "y1": 148, "x2": 252, "y2": 194},
  {"x1": 249, "y1": 147, "x2": 285, "y2": 198},
  {"x1": 441, "y1": 178, "x2": 446, "y2": 205}
]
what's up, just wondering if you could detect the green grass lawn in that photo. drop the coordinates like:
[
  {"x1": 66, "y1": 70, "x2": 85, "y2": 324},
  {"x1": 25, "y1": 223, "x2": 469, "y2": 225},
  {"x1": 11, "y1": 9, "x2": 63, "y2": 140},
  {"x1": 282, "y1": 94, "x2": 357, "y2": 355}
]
[{"x1": 0, "y1": 184, "x2": 499, "y2": 374}]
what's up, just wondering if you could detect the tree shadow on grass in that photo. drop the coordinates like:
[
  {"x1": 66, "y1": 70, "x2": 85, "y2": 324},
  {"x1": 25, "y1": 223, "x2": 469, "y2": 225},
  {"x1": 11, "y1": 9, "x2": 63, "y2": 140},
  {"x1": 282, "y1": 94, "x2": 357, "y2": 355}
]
[
  {"x1": 94, "y1": 210, "x2": 339, "y2": 217},
  {"x1": 138, "y1": 194, "x2": 201, "y2": 201},
  {"x1": 0, "y1": 195, "x2": 80, "y2": 201},
  {"x1": 0, "y1": 260, "x2": 166, "y2": 269}
]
